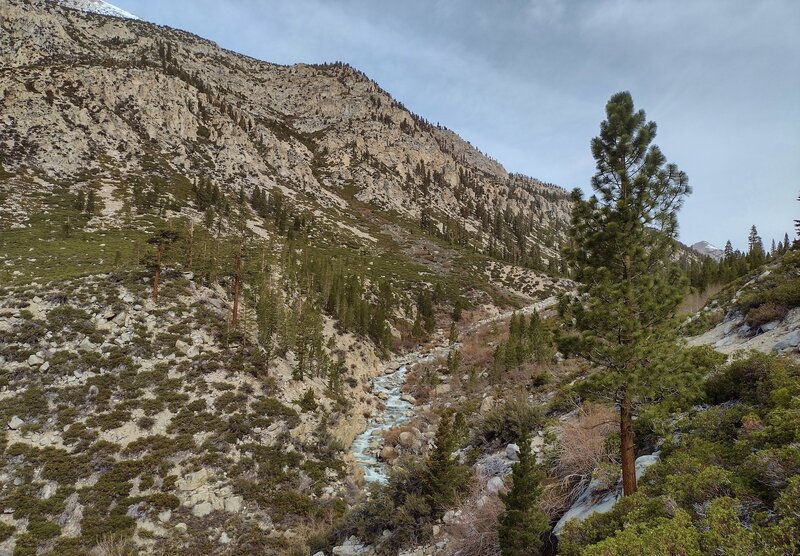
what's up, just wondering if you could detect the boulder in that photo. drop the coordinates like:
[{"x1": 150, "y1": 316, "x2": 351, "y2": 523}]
[
  {"x1": 175, "y1": 339, "x2": 191, "y2": 355},
  {"x1": 433, "y1": 383, "x2": 451, "y2": 395},
  {"x1": 379, "y1": 446, "x2": 398, "y2": 461},
  {"x1": 39, "y1": 482, "x2": 57, "y2": 500},
  {"x1": 8, "y1": 416, "x2": 23, "y2": 430},
  {"x1": 192, "y1": 502, "x2": 213, "y2": 517},
  {"x1": 224, "y1": 495, "x2": 243, "y2": 513},
  {"x1": 506, "y1": 443, "x2": 520, "y2": 461},
  {"x1": 479, "y1": 396, "x2": 495, "y2": 413},
  {"x1": 442, "y1": 509, "x2": 462, "y2": 524},
  {"x1": 27, "y1": 354, "x2": 44, "y2": 366},
  {"x1": 180, "y1": 469, "x2": 211, "y2": 492},
  {"x1": 487, "y1": 476, "x2": 505, "y2": 494},
  {"x1": 773, "y1": 330, "x2": 800, "y2": 352},
  {"x1": 398, "y1": 431, "x2": 415, "y2": 448},
  {"x1": 332, "y1": 536, "x2": 374, "y2": 555},
  {"x1": 158, "y1": 510, "x2": 172, "y2": 523},
  {"x1": 760, "y1": 320, "x2": 780, "y2": 333}
]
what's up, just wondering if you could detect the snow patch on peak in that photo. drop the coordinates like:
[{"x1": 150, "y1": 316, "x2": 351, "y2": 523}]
[
  {"x1": 55, "y1": 0, "x2": 139, "y2": 20},
  {"x1": 691, "y1": 241, "x2": 724, "y2": 261}
]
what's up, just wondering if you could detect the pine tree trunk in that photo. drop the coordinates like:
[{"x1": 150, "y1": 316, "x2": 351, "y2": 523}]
[
  {"x1": 187, "y1": 222, "x2": 194, "y2": 269},
  {"x1": 152, "y1": 242, "x2": 162, "y2": 299},
  {"x1": 620, "y1": 388, "x2": 637, "y2": 495},
  {"x1": 232, "y1": 255, "x2": 241, "y2": 326}
]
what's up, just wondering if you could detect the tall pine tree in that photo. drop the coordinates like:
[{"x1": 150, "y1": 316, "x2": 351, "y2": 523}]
[{"x1": 566, "y1": 92, "x2": 690, "y2": 495}]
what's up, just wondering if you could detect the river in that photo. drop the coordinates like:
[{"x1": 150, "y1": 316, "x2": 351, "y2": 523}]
[{"x1": 349, "y1": 296, "x2": 559, "y2": 483}]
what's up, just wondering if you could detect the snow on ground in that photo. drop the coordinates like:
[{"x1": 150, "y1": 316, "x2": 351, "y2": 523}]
[{"x1": 56, "y1": 0, "x2": 139, "y2": 20}]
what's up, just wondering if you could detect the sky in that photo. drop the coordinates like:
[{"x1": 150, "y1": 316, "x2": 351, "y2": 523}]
[{"x1": 115, "y1": 0, "x2": 800, "y2": 251}]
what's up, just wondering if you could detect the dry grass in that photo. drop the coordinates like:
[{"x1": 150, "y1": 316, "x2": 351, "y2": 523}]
[
  {"x1": 678, "y1": 283, "x2": 724, "y2": 316},
  {"x1": 459, "y1": 324, "x2": 500, "y2": 372},
  {"x1": 448, "y1": 474, "x2": 504, "y2": 556},
  {"x1": 92, "y1": 535, "x2": 139, "y2": 556},
  {"x1": 542, "y1": 403, "x2": 618, "y2": 514}
]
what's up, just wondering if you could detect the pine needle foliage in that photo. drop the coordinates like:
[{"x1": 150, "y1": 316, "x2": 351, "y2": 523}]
[
  {"x1": 498, "y1": 436, "x2": 549, "y2": 556},
  {"x1": 565, "y1": 91, "x2": 691, "y2": 494}
]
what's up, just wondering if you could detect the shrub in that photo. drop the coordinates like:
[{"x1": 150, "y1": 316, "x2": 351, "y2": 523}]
[
  {"x1": 447, "y1": 476, "x2": 504, "y2": 556},
  {"x1": 581, "y1": 510, "x2": 701, "y2": 556},
  {"x1": 663, "y1": 464, "x2": 732, "y2": 508},
  {"x1": 746, "y1": 302, "x2": 788, "y2": 328},
  {"x1": 471, "y1": 397, "x2": 544, "y2": 448},
  {"x1": 559, "y1": 493, "x2": 672, "y2": 556},
  {"x1": 0, "y1": 522, "x2": 15, "y2": 542},
  {"x1": 705, "y1": 352, "x2": 800, "y2": 407},
  {"x1": 743, "y1": 447, "x2": 800, "y2": 502},
  {"x1": 296, "y1": 388, "x2": 318, "y2": 412}
]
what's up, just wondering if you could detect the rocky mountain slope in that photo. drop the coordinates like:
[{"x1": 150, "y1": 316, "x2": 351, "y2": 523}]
[{"x1": 1, "y1": 0, "x2": 572, "y2": 269}]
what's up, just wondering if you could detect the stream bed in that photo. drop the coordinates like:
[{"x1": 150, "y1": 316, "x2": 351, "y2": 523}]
[
  {"x1": 350, "y1": 363, "x2": 414, "y2": 483},
  {"x1": 350, "y1": 346, "x2": 451, "y2": 483}
]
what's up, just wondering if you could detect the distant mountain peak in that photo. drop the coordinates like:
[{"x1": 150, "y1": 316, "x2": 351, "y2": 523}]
[
  {"x1": 55, "y1": 0, "x2": 139, "y2": 19},
  {"x1": 691, "y1": 241, "x2": 724, "y2": 261}
]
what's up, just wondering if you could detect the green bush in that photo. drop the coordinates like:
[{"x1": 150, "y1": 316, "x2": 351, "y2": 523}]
[
  {"x1": 581, "y1": 510, "x2": 701, "y2": 556},
  {"x1": 471, "y1": 396, "x2": 543, "y2": 448},
  {"x1": 295, "y1": 388, "x2": 318, "y2": 412},
  {"x1": 559, "y1": 493, "x2": 672, "y2": 556},
  {"x1": 0, "y1": 522, "x2": 15, "y2": 542},
  {"x1": 746, "y1": 302, "x2": 788, "y2": 327},
  {"x1": 705, "y1": 353, "x2": 800, "y2": 406}
]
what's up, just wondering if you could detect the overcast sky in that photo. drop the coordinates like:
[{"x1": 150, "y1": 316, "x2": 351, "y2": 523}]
[{"x1": 116, "y1": 0, "x2": 799, "y2": 251}]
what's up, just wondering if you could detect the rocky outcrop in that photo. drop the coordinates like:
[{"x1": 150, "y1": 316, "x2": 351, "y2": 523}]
[
  {"x1": 688, "y1": 307, "x2": 800, "y2": 357},
  {"x1": 553, "y1": 453, "x2": 661, "y2": 535}
]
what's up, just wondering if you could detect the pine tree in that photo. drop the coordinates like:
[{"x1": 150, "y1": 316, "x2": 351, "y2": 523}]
[
  {"x1": 85, "y1": 189, "x2": 96, "y2": 215},
  {"x1": 498, "y1": 435, "x2": 549, "y2": 556},
  {"x1": 796, "y1": 194, "x2": 800, "y2": 238},
  {"x1": 146, "y1": 229, "x2": 181, "y2": 299},
  {"x1": 566, "y1": 92, "x2": 690, "y2": 496},
  {"x1": 748, "y1": 225, "x2": 762, "y2": 251},
  {"x1": 448, "y1": 321, "x2": 458, "y2": 345},
  {"x1": 231, "y1": 236, "x2": 243, "y2": 326},
  {"x1": 74, "y1": 190, "x2": 86, "y2": 212},
  {"x1": 424, "y1": 411, "x2": 469, "y2": 513},
  {"x1": 723, "y1": 240, "x2": 734, "y2": 259},
  {"x1": 256, "y1": 278, "x2": 282, "y2": 368}
]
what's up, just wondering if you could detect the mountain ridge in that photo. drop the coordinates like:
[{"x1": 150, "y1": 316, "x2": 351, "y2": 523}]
[
  {"x1": 2, "y1": 0, "x2": 572, "y2": 272},
  {"x1": 691, "y1": 240, "x2": 724, "y2": 261}
]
